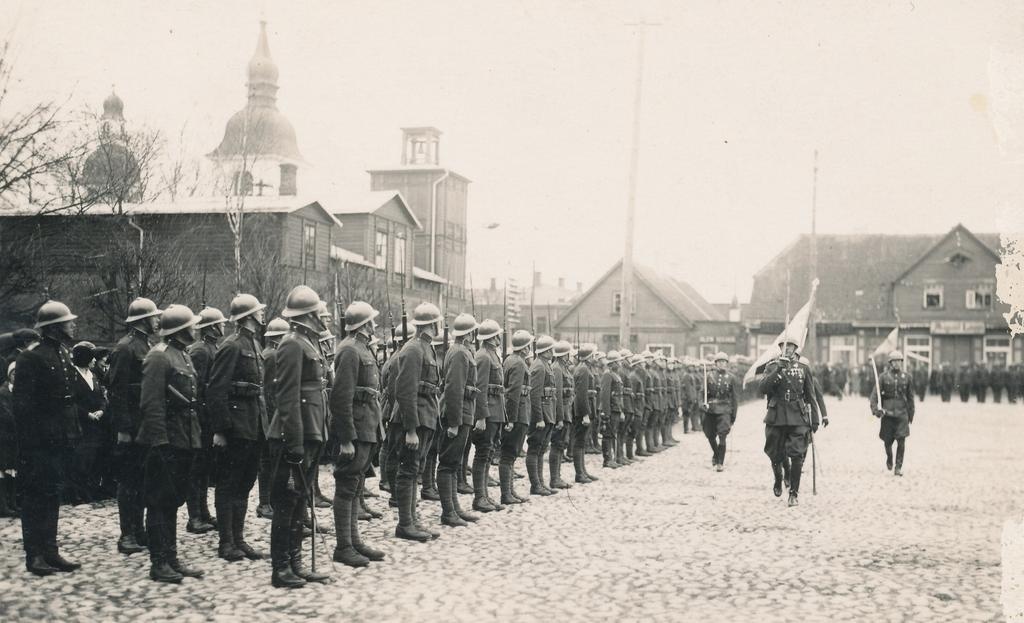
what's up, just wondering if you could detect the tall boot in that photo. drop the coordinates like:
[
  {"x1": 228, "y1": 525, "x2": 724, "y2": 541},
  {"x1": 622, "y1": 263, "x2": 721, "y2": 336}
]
[
  {"x1": 350, "y1": 497, "x2": 385, "y2": 560},
  {"x1": 535, "y1": 451, "x2": 555, "y2": 494},
  {"x1": 332, "y1": 496, "x2": 369, "y2": 567},
  {"x1": 421, "y1": 460, "x2": 441, "y2": 501},
  {"x1": 549, "y1": 451, "x2": 569, "y2": 489},
  {"x1": 394, "y1": 478, "x2": 431, "y2": 542},
  {"x1": 290, "y1": 524, "x2": 332, "y2": 585},
  {"x1": 0, "y1": 478, "x2": 13, "y2": 518},
  {"x1": 527, "y1": 455, "x2": 552, "y2": 496},
  {"x1": 148, "y1": 511, "x2": 182, "y2": 584},
  {"x1": 359, "y1": 492, "x2": 382, "y2": 520},
  {"x1": 458, "y1": 442, "x2": 474, "y2": 494},
  {"x1": 573, "y1": 447, "x2": 592, "y2": 484},
  {"x1": 233, "y1": 500, "x2": 265, "y2": 560},
  {"x1": 484, "y1": 450, "x2": 504, "y2": 510},
  {"x1": 499, "y1": 462, "x2": 519, "y2": 505},
  {"x1": 450, "y1": 474, "x2": 479, "y2": 523},
  {"x1": 884, "y1": 442, "x2": 894, "y2": 471},
  {"x1": 625, "y1": 435, "x2": 636, "y2": 462},
  {"x1": 199, "y1": 482, "x2": 216, "y2": 527},
  {"x1": 438, "y1": 471, "x2": 467, "y2": 527},
  {"x1": 216, "y1": 501, "x2": 243, "y2": 561},
  {"x1": 894, "y1": 439, "x2": 905, "y2": 476},
  {"x1": 636, "y1": 428, "x2": 650, "y2": 457},
  {"x1": 788, "y1": 456, "x2": 803, "y2": 507},
  {"x1": 772, "y1": 462, "x2": 783, "y2": 497},
  {"x1": 601, "y1": 437, "x2": 618, "y2": 469},
  {"x1": 471, "y1": 456, "x2": 497, "y2": 512},
  {"x1": 411, "y1": 482, "x2": 441, "y2": 540},
  {"x1": 715, "y1": 437, "x2": 727, "y2": 471},
  {"x1": 167, "y1": 519, "x2": 204, "y2": 579}
]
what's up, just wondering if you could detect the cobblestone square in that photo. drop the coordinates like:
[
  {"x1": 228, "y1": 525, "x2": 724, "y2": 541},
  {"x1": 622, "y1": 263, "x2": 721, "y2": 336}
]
[{"x1": 0, "y1": 396, "x2": 1017, "y2": 622}]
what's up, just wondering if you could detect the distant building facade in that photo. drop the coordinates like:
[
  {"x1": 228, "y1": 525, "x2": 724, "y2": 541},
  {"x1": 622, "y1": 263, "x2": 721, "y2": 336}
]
[{"x1": 745, "y1": 224, "x2": 1011, "y2": 369}]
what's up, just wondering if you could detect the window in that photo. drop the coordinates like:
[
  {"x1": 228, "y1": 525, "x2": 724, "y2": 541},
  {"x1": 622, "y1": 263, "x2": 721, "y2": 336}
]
[
  {"x1": 984, "y1": 334, "x2": 1011, "y2": 366},
  {"x1": 302, "y1": 222, "x2": 316, "y2": 269},
  {"x1": 394, "y1": 232, "x2": 407, "y2": 274},
  {"x1": 699, "y1": 344, "x2": 717, "y2": 360},
  {"x1": 966, "y1": 285, "x2": 993, "y2": 310},
  {"x1": 923, "y1": 284, "x2": 943, "y2": 309},
  {"x1": 647, "y1": 343, "x2": 675, "y2": 357},
  {"x1": 374, "y1": 231, "x2": 388, "y2": 269},
  {"x1": 904, "y1": 335, "x2": 932, "y2": 370},
  {"x1": 611, "y1": 291, "x2": 637, "y2": 315}
]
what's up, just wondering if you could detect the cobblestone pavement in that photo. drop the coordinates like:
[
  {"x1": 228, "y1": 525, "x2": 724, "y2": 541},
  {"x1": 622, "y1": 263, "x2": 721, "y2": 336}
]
[{"x1": 0, "y1": 397, "x2": 1019, "y2": 622}]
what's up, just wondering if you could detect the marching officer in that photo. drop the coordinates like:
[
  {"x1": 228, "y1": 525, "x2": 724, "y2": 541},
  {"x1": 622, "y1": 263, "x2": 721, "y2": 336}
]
[
  {"x1": 392, "y1": 302, "x2": 444, "y2": 542},
  {"x1": 108, "y1": 297, "x2": 162, "y2": 555},
  {"x1": 257, "y1": 317, "x2": 290, "y2": 519},
  {"x1": 527, "y1": 335, "x2": 558, "y2": 495},
  {"x1": 207, "y1": 294, "x2": 268, "y2": 562},
  {"x1": 437, "y1": 313, "x2": 482, "y2": 525},
  {"x1": 500, "y1": 329, "x2": 533, "y2": 504},
  {"x1": 184, "y1": 306, "x2": 226, "y2": 535},
  {"x1": 571, "y1": 344, "x2": 598, "y2": 484},
  {"x1": 702, "y1": 352, "x2": 738, "y2": 472},
  {"x1": 13, "y1": 300, "x2": 82, "y2": 576},
  {"x1": 267, "y1": 285, "x2": 331, "y2": 588},
  {"x1": 470, "y1": 319, "x2": 506, "y2": 512},
  {"x1": 548, "y1": 340, "x2": 574, "y2": 489},
  {"x1": 137, "y1": 304, "x2": 204, "y2": 583},
  {"x1": 870, "y1": 350, "x2": 916, "y2": 476},
  {"x1": 329, "y1": 301, "x2": 387, "y2": 566},
  {"x1": 599, "y1": 350, "x2": 625, "y2": 469},
  {"x1": 760, "y1": 336, "x2": 822, "y2": 507}
]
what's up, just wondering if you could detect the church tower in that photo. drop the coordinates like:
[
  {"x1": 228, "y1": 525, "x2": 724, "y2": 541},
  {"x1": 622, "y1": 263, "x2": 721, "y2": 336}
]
[{"x1": 208, "y1": 21, "x2": 303, "y2": 197}]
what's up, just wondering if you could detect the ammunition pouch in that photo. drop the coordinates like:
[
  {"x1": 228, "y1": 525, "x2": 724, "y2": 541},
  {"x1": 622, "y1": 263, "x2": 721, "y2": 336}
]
[
  {"x1": 354, "y1": 386, "x2": 380, "y2": 404},
  {"x1": 229, "y1": 381, "x2": 263, "y2": 399},
  {"x1": 418, "y1": 381, "x2": 441, "y2": 398}
]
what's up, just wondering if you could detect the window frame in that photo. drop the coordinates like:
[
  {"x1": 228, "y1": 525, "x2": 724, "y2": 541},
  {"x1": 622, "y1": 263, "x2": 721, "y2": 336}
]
[
  {"x1": 302, "y1": 221, "x2": 317, "y2": 270},
  {"x1": 922, "y1": 283, "x2": 944, "y2": 310},
  {"x1": 374, "y1": 230, "x2": 388, "y2": 270}
]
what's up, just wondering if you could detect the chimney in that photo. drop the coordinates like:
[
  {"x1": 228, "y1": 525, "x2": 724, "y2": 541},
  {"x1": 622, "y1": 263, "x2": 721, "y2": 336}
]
[
  {"x1": 576, "y1": 281, "x2": 583, "y2": 292},
  {"x1": 533, "y1": 271, "x2": 542, "y2": 287},
  {"x1": 558, "y1": 277, "x2": 565, "y2": 289}
]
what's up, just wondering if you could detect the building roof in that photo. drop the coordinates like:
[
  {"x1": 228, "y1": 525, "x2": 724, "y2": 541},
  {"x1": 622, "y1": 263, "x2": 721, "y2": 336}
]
[
  {"x1": 329, "y1": 245, "x2": 376, "y2": 268},
  {"x1": 366, "y1": 166, "x2": 472, "y2": 184},
  {"x1": 554, "y1": 259, "x2": 724, "y2": 330},
  {"x1": 746, "y1": 225, "x2": 1002, "y2": 324},
  {"x1": 0, "y1": 196, "x2": 345, "y2": 230},
  {"x1": 326, "y1": 189, "x2": 422, "y2": 229}
]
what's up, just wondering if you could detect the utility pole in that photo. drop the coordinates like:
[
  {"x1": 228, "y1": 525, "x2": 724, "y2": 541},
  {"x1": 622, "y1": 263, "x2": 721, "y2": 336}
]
[
  {"x1": 619, "y1": 19, "x2": 659, "y2": 350},
  {"x1": 807, "y1": 149, "x2": 819, "y2": 361}
]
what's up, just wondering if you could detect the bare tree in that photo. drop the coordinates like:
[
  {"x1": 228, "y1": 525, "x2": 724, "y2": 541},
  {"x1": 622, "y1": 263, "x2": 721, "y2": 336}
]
[
  {"x1": 239, "y1": 217, "x2": 294, "y2": 317},
  {"x1": 161, "y1": 122, "x2": 205, "y2": 202}
]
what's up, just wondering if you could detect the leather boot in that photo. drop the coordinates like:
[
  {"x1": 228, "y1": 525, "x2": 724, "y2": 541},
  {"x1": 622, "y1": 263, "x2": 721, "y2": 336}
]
[
  {"x1": 420, "y1": 465, "x2": 441, "y2": 502},
  {"x1": 26, "y1": 554, "x2": 58, "y2": 576},
  {"x1": 199, "y1": 489, "x2": 217, "y2": 527},
  {"x1": 499, "y1": 462, "x2": 519, "y2": 505},
  {"x1": 359, "y1": 492, "x2": 382, "y2": 520},
  {"x1": 333, "y1": 497, "x2": 369, "y2": 567},
  {"x1": 411, "y1": 487, "x2": 441, "y2": 539},
  {"x1": 535, "y1": 452, "x2": 555, "y2": 494},
  {"x1": 233, "y1": 501, "x2": 265, "y2": 560},
  {"x1": 549, "y1": 451, "x2": 567, "y2": 489},
  {"x1": 271, "y1": 563, "x2": 306, "y2": 589},
  {"x1": 216, "y1": 503, "x2": 244, "y2": 562},
  {"x1": 782, "y1": 458, "x2": 791, "y2": 489},
  {"x1": 509, "y1": 460, "x2": 529, "y2": 503},
  {"x1": 290, "y1": 522, "x2": 332, "y2": 584},
  {"x1": 168, "y1": 556, "x2": 204, "y2": 579},
  {"x1": 150, "y1": 559, "x2": 183, "y2": 584},
  {"x1": 43, "y1": 550, "x2": 81, "y2": 572},
  {"x1": 117, "y1": 534, "x2": 146, "y2": 555},
  {"x1": 573, "y1": 448, "x2": 592, "y2": 484},
  {"x1": 438, "y1": 470, "x2": 467, "y2": 527},
  {"x1": 789, "y1": 456, "x2": 803, "y2": 505},
  {"x1": 471, "y1": 460, "x2": 497, "y2": 512},
  {"x1": 582, "y1": 450, "x2": 599, "y2": 481},
  {"x1": 601, "y1": 438, "x2": 619, "y2": 469},
  {"x1": 450, "y1": 474, "x2": 479, "y2": 523},
  {"x1": 394, "y1": 480, "x2": 431, "y2": 542},
  {"x1": 350, "y1": 498, "x2": 385, "y2": 561},
  {"x1": 256, "y1": 503, "x2": 274, "y2": 519},
  {"x1": 0, "y1": 479, "x2": 14, "y2": 517}
]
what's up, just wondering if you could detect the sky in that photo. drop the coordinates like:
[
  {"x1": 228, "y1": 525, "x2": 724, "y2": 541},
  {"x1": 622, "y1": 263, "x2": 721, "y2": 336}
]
[{"x1": 4, "y1": 0, "x2": 1023, "y2": 303}]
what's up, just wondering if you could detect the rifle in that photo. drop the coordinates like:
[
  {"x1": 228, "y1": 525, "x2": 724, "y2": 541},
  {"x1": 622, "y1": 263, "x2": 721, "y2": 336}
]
[
  {"x1": 400, "y1": 272, "x2": 409, "y2": 342},
  {"x1": 502, "y1": 280, "x2": 508, "y2": 360},
  {"x1": 469, "y1": 274, "x2": 478, "y2": 346},
  {"x1": 384, "y1": 273, "x2": 396, "y2": 361}
]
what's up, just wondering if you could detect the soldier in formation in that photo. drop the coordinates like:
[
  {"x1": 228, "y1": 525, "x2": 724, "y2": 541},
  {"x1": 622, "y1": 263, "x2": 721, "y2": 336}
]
[{"x1": 185, "y1": 307, "x2": 226, "y2": 535}]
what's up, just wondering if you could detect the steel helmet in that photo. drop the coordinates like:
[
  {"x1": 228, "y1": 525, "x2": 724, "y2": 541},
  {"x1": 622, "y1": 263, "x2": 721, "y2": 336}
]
[
  {"x1": 344, "y1": 301, "x2": 379, "y2": 332},
  {"x1": 535, "y1": 335, "x2": 556, "y2": 355},
  {"x1": 451, "y1": 313, "x2": 479, "y2": 337},
  {"x1": 159, "y1": 304, "x2": 201, "y2": 337},
  {"x1": 629, "y1": 353, "x2": 645, "y2": 366},
  {"x1": 641, "y1": 350, "x2": 655, "y2": 362},
  {"x1": 777, "y1": 334, "x2": 801, "y2": 351},
  {"x1": 431, "y1": 333, "x2": 448, "y2": 347},
  {"x1": 511, "y1": 329, "x2": 533, "y2": 352},
  {"x1": 595, "y1": 351, "x2": 607, "y2": 362},
  {"x1": 715, "y1": 351, "x2": 729, "y2": 363},
  {"x1": 606, "y1": 350, "x2": 623, "y2": 364},
  {"x1": 476, "y1": 319, "x2": 503, "y2": 341},
  {"x1": 195, "y1": 307, "x2": 228, "y2": 329},
  {"x1": 411, "y1": 302, "x2": 442, "y2": 326},
  {"x1": 619, "y1": 348, "x2": 634, "y2": 360},
  {"x1": 553, "y1": 340, "x2": 571, "y2": 357},
  {"x1": 888, "y1": 350, "x2": 904, "y2": 362},
  {"x1": 230, "y1": 294, "x2": 266, "y2": 322},
  {"x1": 35, "y1": 300, "x2": 78, "y2": 329},
  {"x1": 264, "y1": 317, "x2": 290, "y2": 338},
  {"x1": 317, "y1": 301, "x2": 333, "y2": 320},
  {"x1": 126, "y1": 297, "x2": 162, "y2": 324},
  {"x1": 282, "y1": 285, "x2": 321, "y2": 318},
  {"x1": 577, "y1": 343, "x2": 596, "y2": 362}
]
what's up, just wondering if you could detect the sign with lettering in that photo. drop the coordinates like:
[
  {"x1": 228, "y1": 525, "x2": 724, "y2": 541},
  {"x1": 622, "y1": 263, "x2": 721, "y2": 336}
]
[{"x1": 929, "y1": 320, "x2": 986, "y2": 335}]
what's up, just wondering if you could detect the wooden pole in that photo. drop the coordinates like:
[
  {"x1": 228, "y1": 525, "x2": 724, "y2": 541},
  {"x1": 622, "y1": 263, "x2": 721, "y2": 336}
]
[{"x1": 807, "y1": 149, "x2": 819, "y2": 362}]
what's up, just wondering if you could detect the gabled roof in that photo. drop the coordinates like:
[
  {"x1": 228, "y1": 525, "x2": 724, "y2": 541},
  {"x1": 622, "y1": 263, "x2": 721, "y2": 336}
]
[
  {"x1": 554, "y1": 259, "x2": 722, "y2": 330},
  {"x1": 747, "y1": 225, "x2": 1002, "y2": 323},
  {"x1": 326, "y1": 190, "x2": 422, "y2": 229},
  {"x1": 329, "y1": 245, "x2": 375, "y2": 268},
  {"x1": 0, "y1": 196, "x2": 344, "y2": 229},
  {"x1": 366, "y1": 166, "x2": 472, "y2": 184},
  {"x1": 892, "y1": 223, "x2": 1002, "y2": 283}
]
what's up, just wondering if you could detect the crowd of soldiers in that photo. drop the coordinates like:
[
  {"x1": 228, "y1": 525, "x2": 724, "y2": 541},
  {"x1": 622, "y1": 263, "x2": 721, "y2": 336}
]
[
  {"x1": 2, "y1": 286, "x2": 752, "y2": 588},
  {"x1": 853, "y1": 360, "x2": 1020, "y2": 404}
]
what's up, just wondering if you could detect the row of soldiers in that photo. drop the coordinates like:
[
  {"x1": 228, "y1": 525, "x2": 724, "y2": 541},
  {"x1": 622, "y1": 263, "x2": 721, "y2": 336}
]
[
  {"x1": 11, "y1": 286, "x2": 742, "y2": 587},
  {"x1": 856, "y1": 360, "x2": 1022, "y2": 404}
]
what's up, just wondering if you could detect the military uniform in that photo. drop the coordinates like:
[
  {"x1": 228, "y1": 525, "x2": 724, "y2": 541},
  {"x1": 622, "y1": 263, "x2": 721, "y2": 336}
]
[
  {"x1": 108, "y1": 330, "x2": 153, "y2": 549},
  {"x1": 527, "y1": 354, "x2": 556, "y2": 494},
  {"x1": 329, "y1": 332, "x2": 384, "y2": 563},
  {"x1": 974, "y1": 365, "x2": 989, "y2": 403},
  {"x1": 627, "y1": 363, "x2": 647, "y2": 458},
  {"x1": 207, "y1": 328, "x2": 267, "y2": 559},
  {"x1": 939, "y1": 364, "x2": 955, "y2": 402},
  {"x1": 137, "y1": 340, "x2": 202, "y2": 577},
  {"x1": 957, "y1": 364, "x2": 971, "y2": 402},
  {"x1": 992, "y1": 365, "x2": 1006, "y2": 403},
  {"x1": 500, "y1": 350, "x2": 530, "y2": 503},
  {"x1": 13, "y1": 335, "x2": 80, "y2": 568},
  {"x1": 572, "y1": 359, "x2": 598, "y2": 483},
  {"x1": 257, "y1": 341, "x2": 279, "y2": 515},
  {"x1": 438, "y1": 337, "x2": 479, "y2": 522},
  {"x1": 760, "y1": 357, "x2": 818, "y2": 501},
  {"x1": 185, "y1": 335, "x2": 218, "y2": 530},
  {"x1": 702, "y1": 367, "x2": 737, "y2": 468},
  {"x1": 870, "y1": 366, "x2": 915, "y2": 473},
  {"x1": 618, "y1": 365, "x2": 635, "y2": 465},
  {"x1": 471, "y1": 341, "x2": 506, "y2": 511},
  {"x1": 549, "y1": 354, "x2": 573, "y2": 488},
  {"x1": 599, "y1": 363, "x2": 623, "y2": 468},
  {"x1": 381, "y1": 354, "x2": 402, "y2": 498},
  {"x1": 912, "y1": 365, "x2": 928, "y2": 402},
  {"x1": 267, "y1": 324, "x2": 328, "y2": 579}
]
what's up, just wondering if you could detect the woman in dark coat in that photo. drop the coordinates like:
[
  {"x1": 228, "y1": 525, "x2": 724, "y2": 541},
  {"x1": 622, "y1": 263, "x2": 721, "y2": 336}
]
[
  {"x1": 0, "y1": 361, "x2": 18, "y2": 516},
  {"x1": 68, "y1": 342, "x2": 109, "y2": 504}
]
